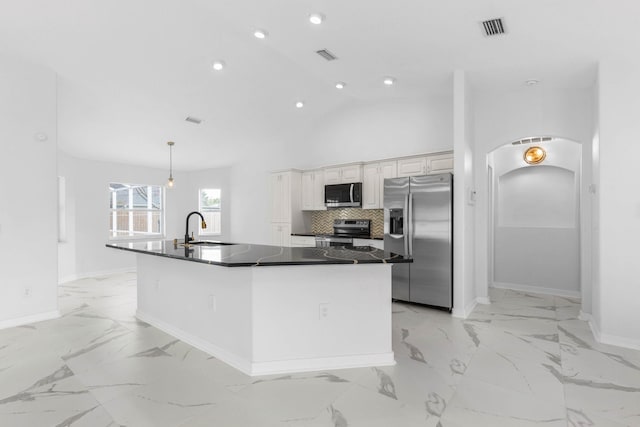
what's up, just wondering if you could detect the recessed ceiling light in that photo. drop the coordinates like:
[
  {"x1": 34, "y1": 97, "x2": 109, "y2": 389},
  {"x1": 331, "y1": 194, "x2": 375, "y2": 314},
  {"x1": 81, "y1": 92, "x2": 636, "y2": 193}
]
[
  {"x1": 295, "y1": 101, "x2": 304, "y2": 108},
  {"x1": 212, "y1": 60, "x2": 225, "y2": 71},
  {"x1": 254, "y1": 29, "x2": 268, "y2": 39},
  {"x1": 383, "y1": 76, "x2": 396, "y2": 86},
  {"x1": 335, "y1": 82, "x2": 346, "y2": 90},
  {"x1": 309, "y1": 13, "x2": 325, "y2": 25},
  {"x1": 525, "y1": 79, "x2": 540, "y2": 86}
]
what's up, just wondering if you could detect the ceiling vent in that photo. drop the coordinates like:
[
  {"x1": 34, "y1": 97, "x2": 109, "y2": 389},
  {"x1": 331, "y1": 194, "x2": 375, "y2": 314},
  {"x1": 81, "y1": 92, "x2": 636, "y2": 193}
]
[
  {"x1": 481, "y1": 18, "x2": 506, "y2": 36},
  {"x1": 185, "y1": 116, "x2": 202, "y2": 124},
  {"x1": 316, "y1": 49, "x2": 337, "y2": 61},
  {"x1": 511, "y1": 137, "x2": 552, "y2": 145}
]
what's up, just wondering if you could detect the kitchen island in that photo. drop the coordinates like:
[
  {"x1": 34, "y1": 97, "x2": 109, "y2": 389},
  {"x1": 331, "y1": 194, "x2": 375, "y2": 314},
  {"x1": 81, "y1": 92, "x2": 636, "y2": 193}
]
[{"x1": 106, "y1": 240, "x2": 411, "y2": 376}]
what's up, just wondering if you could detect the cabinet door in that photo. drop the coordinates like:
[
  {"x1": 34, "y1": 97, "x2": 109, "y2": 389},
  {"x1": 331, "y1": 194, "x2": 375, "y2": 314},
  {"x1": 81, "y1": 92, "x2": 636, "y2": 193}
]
[
  {"x1": 290, "y1": 235, "x2": 316, "y2": 247},
  {"x1": 427, "y1": 153, "x2": 454, "y2": 175},
  {"x1": 362, "y1": 164, "x2": 380, "y2": 209},
  {"x1": 378, "y1": 161, "x2": 397, "y2": 209},
  {"x1": 301, "y1": 172, "x2": 315, "y2": 210},
  {"x1": 323, "y1": 167, "x2": 342, "y2": 185},
  {"x1": 271, "y1": 223, "x2": 292, "y2": 246},
  {"x1": 397, "y1": 157, "x2": 427, "y2": 177},
  {"x1": 340, "y1": 164, "x2": 362, "y2": 182},
  {"x1": 312, "y1": 170, "x2": 326, "y2": 210},
  {"x1": 270, "y1": 173, "x2": 291, "y2": 222}
]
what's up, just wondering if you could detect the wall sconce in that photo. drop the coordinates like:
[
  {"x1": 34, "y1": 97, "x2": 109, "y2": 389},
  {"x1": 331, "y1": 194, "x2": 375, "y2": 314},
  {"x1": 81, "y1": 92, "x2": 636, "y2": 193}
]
[
  {"x1": 524, "y1": 146, "x2": 546, "y2": 165},
  {"x1": 167, "y1": 141, "x2": 175, "y2": 188}
]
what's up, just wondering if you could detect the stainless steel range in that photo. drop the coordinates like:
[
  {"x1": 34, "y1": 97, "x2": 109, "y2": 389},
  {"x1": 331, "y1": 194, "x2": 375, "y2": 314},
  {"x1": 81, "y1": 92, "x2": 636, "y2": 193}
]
[{"x1": 315, "y1": 219, "x2": 371, "y2": 247}]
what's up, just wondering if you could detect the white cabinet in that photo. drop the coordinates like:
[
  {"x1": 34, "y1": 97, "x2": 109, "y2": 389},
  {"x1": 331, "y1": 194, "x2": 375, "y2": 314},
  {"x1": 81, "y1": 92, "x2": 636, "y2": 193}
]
[
  {"x1": 270, "y1": 172, "x2": 291, "y2": 223},
  {"x1": 270, "y1": 170, "x2": 303, "y2": 246},
  {"x1": 397, "y1": 156, "x2": 427, "y2": 177},
  {"x1": 290, "y1": 235, "x2": 316, "y2": 247},
  {"x1": 426, "y1": 152, "x2": 454, "y2": 175},
  {"x1": 301, "y1": 170, "x2": 326, "y2": 211},
  {"x1": 396, "y1": 152, "x2": 454, "y2": 177},
  {"x1": 323, "y1": 164, "x2": 363, "y2": 184},
  {"x1": 362, "y1": 161, "x2": 397, "y2": 209},
  {"x1": 271, "y1": 223, "x2": 292, "y2": 246},
  {"x1": 353, "y1": 238, "x2": 384, "y2": 250}
]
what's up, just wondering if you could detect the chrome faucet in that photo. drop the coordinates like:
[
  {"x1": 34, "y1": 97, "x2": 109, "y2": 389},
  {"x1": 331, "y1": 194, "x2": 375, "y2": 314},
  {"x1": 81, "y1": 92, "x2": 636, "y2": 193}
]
[{"x1": 185, "y1": 211, "x2": 207, "y2": 244}]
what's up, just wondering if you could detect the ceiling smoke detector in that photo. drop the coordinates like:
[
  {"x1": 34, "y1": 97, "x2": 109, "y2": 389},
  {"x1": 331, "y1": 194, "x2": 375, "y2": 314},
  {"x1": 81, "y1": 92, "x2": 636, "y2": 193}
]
[
  {"x1": 316, "y1": 49, "x2": 337, "y2": 61},
  {"x1": 481, "y1": 18, "x2": 506, "y2": 36}
]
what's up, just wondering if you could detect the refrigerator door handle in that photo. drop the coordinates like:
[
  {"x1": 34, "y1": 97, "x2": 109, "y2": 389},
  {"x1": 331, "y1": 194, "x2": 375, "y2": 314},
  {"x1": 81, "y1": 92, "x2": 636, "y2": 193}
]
[
  {"x1": 408, "y1": 192, "x2": 413, "y2": 256},
  {"x1": 403, "y1": 194, "x2": 410, "y2": 255}
]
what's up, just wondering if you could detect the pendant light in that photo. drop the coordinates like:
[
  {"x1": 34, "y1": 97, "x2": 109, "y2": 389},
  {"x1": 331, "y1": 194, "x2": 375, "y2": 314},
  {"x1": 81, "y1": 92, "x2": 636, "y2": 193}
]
[{"x1": 167, "y1": 141, "x2": 175, "y2": 188}]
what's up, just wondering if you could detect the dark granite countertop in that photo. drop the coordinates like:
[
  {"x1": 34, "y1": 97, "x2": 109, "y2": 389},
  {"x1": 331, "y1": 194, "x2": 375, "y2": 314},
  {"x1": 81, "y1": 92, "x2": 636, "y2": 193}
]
[
  {"x1": 106, "y1": 240, "x2": 411, "y2": 267},
  {"x1": 291, "y1": 233, "x2": 384, "y2": 241}
]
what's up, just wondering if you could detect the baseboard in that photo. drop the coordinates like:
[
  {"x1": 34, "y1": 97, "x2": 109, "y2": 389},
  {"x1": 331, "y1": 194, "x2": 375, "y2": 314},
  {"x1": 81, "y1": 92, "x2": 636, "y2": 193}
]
[
  {"x1": 476, "y1": 296, "x2": 491, "y2": 305},
  {"x1": 249, "y1": 353, "x2": 395, "y2": 376},
  {"x1": 588, "y1": 317, "x2": 640, "y2": 351},
  {"x1": 492, "y1": 281, "x2": 581, "y2": 299},
  {"x1": 137, "y1": 310, "x2": 253, "y2": 374},
  {"x1": 578, "y1": 310, "x2": 592, "y2": 322},
  {"x1": 452, "y1": 298, "x2": 478, "y2": 319},
  {"x1": 0, "y1": 310, "x2": 61, "y2": 330},
  {"x1": 137, "y1": 309, "x2": 396, "y2": 376},
  {"x1": 59, "y1": 267, "x2": 136, "y2": 284}
]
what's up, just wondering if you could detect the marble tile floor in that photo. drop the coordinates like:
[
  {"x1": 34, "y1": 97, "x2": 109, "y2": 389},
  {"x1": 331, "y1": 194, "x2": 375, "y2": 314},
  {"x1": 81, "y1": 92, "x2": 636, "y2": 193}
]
[{"x1": 1, "y1": 273, "x2": 639, "y2": 427}]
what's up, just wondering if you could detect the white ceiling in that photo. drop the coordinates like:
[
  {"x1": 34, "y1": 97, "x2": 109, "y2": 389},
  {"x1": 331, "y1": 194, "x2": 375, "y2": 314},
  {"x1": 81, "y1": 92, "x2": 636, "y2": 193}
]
[{"x1": 1, "y1": 0, "x2": 636, "y2": 170}]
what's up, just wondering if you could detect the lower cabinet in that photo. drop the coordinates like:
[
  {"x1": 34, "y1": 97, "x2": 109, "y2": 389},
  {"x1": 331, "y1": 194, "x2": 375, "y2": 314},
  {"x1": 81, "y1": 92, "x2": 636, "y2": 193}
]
[
  {"x1": 353, "y1": 238, "x2": 384, "y2": 250},
  {"x1": 271, "y1": 223, "x2": 292, "y2": 246},
  {"x1": 290, "y1": 235, "x2": 316, "y2": 247}
]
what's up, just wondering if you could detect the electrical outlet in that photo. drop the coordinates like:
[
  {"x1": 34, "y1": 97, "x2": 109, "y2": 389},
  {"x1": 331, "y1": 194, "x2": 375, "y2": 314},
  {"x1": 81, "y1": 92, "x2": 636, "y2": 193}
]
[
  {"x1": 319, "y1": 303, "x2": 329, "y2": 320},
  {"x1": 208, "y1": 295, "x2": 216, "y2": 312},
  {"x1": 24, "y1": 287, "x2": 32, "y2": 298},
  {"x1": 154, "y1": 280, "x2": 160, "y2": 292}
]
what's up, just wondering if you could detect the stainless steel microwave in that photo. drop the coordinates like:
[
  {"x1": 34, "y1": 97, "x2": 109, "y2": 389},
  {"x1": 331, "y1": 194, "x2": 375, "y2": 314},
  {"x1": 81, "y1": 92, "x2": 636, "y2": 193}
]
[{"x1": 324, "y1": 183, "x2": 362, "y2": 208}]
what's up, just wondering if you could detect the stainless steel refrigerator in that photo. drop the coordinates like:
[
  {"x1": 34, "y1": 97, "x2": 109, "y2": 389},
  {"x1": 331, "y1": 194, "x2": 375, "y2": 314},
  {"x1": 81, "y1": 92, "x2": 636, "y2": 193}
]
[{"x1": 384, "y1": 174, "x2": 453, "y2": 310}]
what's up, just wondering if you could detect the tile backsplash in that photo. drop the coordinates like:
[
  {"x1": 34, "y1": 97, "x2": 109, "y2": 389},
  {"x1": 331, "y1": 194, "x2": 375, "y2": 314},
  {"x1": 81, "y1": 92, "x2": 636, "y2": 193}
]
[{"x1": 311, "y1": 208, "x2": 384, "y2": 237}]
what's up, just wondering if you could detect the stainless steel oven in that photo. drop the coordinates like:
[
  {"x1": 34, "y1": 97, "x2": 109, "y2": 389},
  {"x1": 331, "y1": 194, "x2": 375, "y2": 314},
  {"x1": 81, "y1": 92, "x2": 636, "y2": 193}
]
[{"x1": 314, "y1": 219, "x2": 371, "y2": 247}]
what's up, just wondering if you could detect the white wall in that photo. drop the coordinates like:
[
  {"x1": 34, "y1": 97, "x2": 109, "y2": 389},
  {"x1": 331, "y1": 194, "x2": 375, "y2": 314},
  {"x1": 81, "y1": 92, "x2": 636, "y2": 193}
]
[
  {"x1": 452, "y1": 71, "x2": 477, "y2": 317},
  {"x1": 57, "y1": 153, "x2": 233, "y2": 281},
  {"x1": 290, "y1": 97, "x2": 453, "y2": 169},
  {"x1": 0, "y1": 54, "x2": 59, "y2": 327},
  {"x1": 57, "y1": 152, "x2": 189, "y2": 281},
  {"x1": 589, "y1": 70, "x2": 600, "y2": 326},
  {"x1": 473, "y1": 85, "x2": 594, "y2": 302},
  {"x1": 594, "y1": 57, "x2": 640, "y2": 349},
  {"x1": 230, "y1": 96, "x2": 454, "y2": 244}
]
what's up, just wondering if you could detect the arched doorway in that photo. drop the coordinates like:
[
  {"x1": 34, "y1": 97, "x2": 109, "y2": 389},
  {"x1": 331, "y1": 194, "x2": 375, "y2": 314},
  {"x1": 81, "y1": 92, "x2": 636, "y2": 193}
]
[{"x1": 487, "y1": 137, "x2": 582, "y2": 297}]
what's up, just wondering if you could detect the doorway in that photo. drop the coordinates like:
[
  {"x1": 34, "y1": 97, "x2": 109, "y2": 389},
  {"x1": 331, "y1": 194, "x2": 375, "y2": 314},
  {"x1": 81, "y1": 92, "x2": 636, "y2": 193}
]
[{"x1": 487, "y1": 138, "x2": 582, "y2": 297}]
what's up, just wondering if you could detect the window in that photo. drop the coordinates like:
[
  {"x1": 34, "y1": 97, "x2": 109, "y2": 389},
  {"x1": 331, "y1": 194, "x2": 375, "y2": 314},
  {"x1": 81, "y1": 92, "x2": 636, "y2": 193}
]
[
  {"x1": 109, "y1": 183, "x2": 164, "y2": 239},
  {"x1": 199, "y1": 188, "x2": 221, "y2": 235}
]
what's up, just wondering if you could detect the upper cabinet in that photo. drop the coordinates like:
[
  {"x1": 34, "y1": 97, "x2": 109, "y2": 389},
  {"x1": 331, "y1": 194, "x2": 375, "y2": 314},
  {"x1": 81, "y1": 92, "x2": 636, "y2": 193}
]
[
  {"x1": 323, "y1": 164, "x2": 363, "y2": 185},
  {"x1": 397, "y1": 156, "x2": 427, "y2": 177},
  {"x1": 426, "y1": 153, "x2": 454, "y2": 175},
  {"x1": 270, "y1": 171, "x2": 292, "y2": 223},
  {"x1": 397, "y1": 152, "x2": 454, "y2": 177},
  {"x1": 362, "y1": 161, "x2": 397, "y2": 209},
  {"x1": 301, "y1": 170, "x2": 326, "y2": 211}
]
